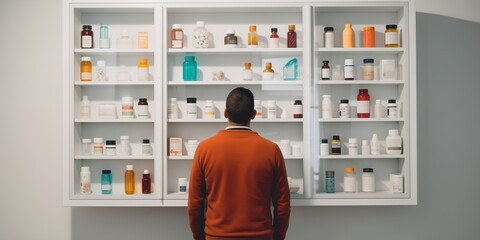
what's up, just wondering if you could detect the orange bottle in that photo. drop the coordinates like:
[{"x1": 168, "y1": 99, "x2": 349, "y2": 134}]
[
  {"x1": 342, "y1": 24, "x2": 355, "y2": 48},
  {"x1": 125, "y1": 165, "x2": 135, "y2": 195},
  {"x1": 363, "y1": 26, "x2": 375, "y2": 48},
  {"x1": 80, "y1": 57, "x2": 92, "y2": 82}
]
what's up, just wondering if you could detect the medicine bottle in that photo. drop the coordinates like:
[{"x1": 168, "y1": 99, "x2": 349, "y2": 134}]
[
  {"x1": 254, "y1": 100, "x2": 263, "y2": 118},
  {"x1": 99, "y1": 24, "x2": 110, "y2": 49},
  {"x1": 171, "y1": 24, "x2": 184, "y2": 48},
  {"x1": 348, "y1": 138, "x2": 358, "y2": 155},
  {"x1": 293, "y1": 100, "x2": 303, "y2": 118},
  {"x1": 105, "y1": 140, "x2": 116, "y2": 156},
  {"x1": 370, "y1": 133, "x2": 380, "y2": 155},
  {"x1": 120, "y1": 136, "x2": 131, "y2": 155},
  {"x1": 186, "y1": 97, "x2": 198, "y2": 119},
  {"x1": 142, "y1": 139, "x2": 152, "y2": 155},
  {"x1": 385, "y1": 24, "x2": 399, "y2": 48},
  {"x1": 121, "y1": 97, "x2": 134, "y2": 118},
  {"x1": 93, "y1": 137, "x2": 104, "y2": 155},
  {"x1": 339, "y1": 99, "x2": 349, "y2": 119},
  {"x1": 224, "y1": 30, "x2": 238, "y2": 48},
  {"x1": 125, "y1": 165, "x2": 135, "y2": 195},
  {"x1": 183, "y1": 56, "x2": 197, "y2": 81},
  {"x1": 192, "y1": 21, "x2": 209, "y2": 48},
  {"x1": 204, "y1": 100, "x2": 216, "y2": 119},
  {"x1": 342, "y1": 23, "x2": 354, "y2": 48},
  {"x1": 344, "y1": 167, "x2": 356, "y2": 193},
  {"x1": 387, "y1": 99, "x2": 398, "y2": 118},
  {"x1": 344, "y1": 59, "x2": 355, "y2": 80},
  {"x1": 321, "y1": 60, "x2": 330, "y2": 80},
  {"x1": 363, "y1": 26, "x2": 375, "y2": 48},
  {"x1": 331, "y1": 135, "x2": 341, "y2": 155},
  {"x1": 362, "y1": 168, "x2": 375, "y2": 192},
  {"x1": 269, "y1": 28, "x2": 279, "y2": 48},
  {"x1": 137, "y1": 98, "x2": 149, "y2": 119},
  {"x1": 137, "y1": 58, "x2": 149, "y2": 81},
  {"x1": 322, "y1": 95, "x2": 332, "y2": 119},
  {"x1": 262, "y1": 62, "x2": 274, "y2": 80},
  {"x1": 178, "y1": 178, "x2": 187, "y2": 193},
  {"x1": 142, "y1": 169, "x2": 152, "y2": 194},
  {"x1": 324, "y1": 27, "x2": 334, "y2": 48},
  {"x1": 248, "y1": 25, "x2": 258, "y2": 48},
  {"x1": 117, "y1": 29, "x2": 133, "y2": 49},
  {"x1": 287, "y1": 25, "x2": 297, "y2": 48},
  {"x1": 361, "y1": 140, "x2": 370, "y2": 155},
  {"x1": 96, "y1": 61, "x2": 106, "y2": 81},
  {"x1": 243, "y1": 62, "x2": 253, "y2": 81},
  {"x1": 101, "y1": 170, "x2": 112, "y2": 194},
  {"x1": 267, "y1": 100, "x2": 277, "y2": 119},
  {"x1": 357, "y1": 89, "x2": 370, "y2": 118},
  {"x1": 386, "y1": 129, "x2": 402, "y2": 154},
  {"x1": 363, "y1": 58, "x2": 374, "y2": 80},
  {"x1": 320, "y1": 139, "x2": 329, "y2": 155},
  {"x1": 325, "y1": 171, "x2": 335, "y2": 193},
  {"x1": 80, "y1": 166, "x2": 92, "y2": 194},
  {"x1": 81, "y1": 25, "x2": 93, "y2": 49},
  {"x1": 80, "y1": 57, "x2": 92, "y2": 82},
  {"x1": 168, "y1": 98, "x2": 179, "y2": 119},
  {"x1": 82, "y1": 138, "x2": 92, "y2": 155},
  {"x1": 80, "y1": 96, "x2": 91, "y2": 118},
  {"x1": 374, "y1": 99, "x2": 382, "y2": 118}
]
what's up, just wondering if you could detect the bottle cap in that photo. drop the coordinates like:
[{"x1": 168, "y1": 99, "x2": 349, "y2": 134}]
[
  {"x1": 288, "y1": 24, "x2": 295, "y2": 31},
  {"x1": 345, "y1": 59, "x2": 354, "y2": 65},
  {"x1": 333, "y1": 135, "x2": 340, "y2": 140},
  {"x1": 249, "y1": 25, "x2": 256, "y2": 32},
  {"x1": 97, "y1": 60, "x2": 106, "y2": 66},
  {"x1": 386, "y1": 24, "x2": 398, "y2": 29},
  {"x1": 363, "y1": 168, "x2": 374, "y2": 172},
  {"x1": 185, "y1": 55, "x2": 195, "y2": 61},
  {"x1": 143, "y1": 139, "x2": 150, "y2": 144},
  {"x1": 322, "y1": 60, "x2": 329, "y2": 64},
  {"x1": 122, "y1": 96, "x2": 133, "y2": 102},
  {"x1": 321, "y1": 139, "x2": 328, "y2": 143},
  {"x1": 294, "y1": 100, "x2": 302, "y2": 104},
  {"x1": 196, "y1": 21, "x2": 205, "y2": 27},
  {"x1": 102, "y1": 169, "x2": 111, "y2": 174},
  {"x1": 348, "y1": 138, "x2": 358, "y2": 143},
  {"x1": 359, "y1": 88, "x2": 368, "y2": 93},
  {"x1": 81, "y1": 57, "x2": 91, "y2": 62},
  {"x1": 363, "y1": 26, "x2": 374, "y2": 31},
  {"x1": 120, "y1": 136, "x2": 129, "y2": 140},
  {"x1": 178, "y1": 178, "x2": 187, "y2": 185},
  {"x1": 170, "y1": 98, "x2": 177, "y2": 102},
  {"x1": 172, "y1": 24, "x2": 182, "y2": 29},
  {"x1": 143, "y1": 169, "x2": 150, "y2": 174},
  {"x1": 265, "y1": 62, "x2": 272, "y2": 68},
  {"x1": 345, "y1": 166, "x2": 355, "y2": 172},
  {"x1": 323, "y1": 95, "x2": 331, "y2": 98},
  {"x1": 363, "y1": 58, "x2": 374, "y2": 64},
  {"x1": 389, "y1": 129, "x2": 399, "y2": 135},
  {"x1": 126, "y1": 165, "x2": 133, "y2": 170},
  {"x1": 324, "y1": 27, "x2": 334, "y2": 32},
  {"x1": 139, "y1": 98, "x2": 148, "y2": 103},
  {"x1": 226, "y1": 29, "x2": 235, "y2": 34},
  {"x1": 362, "y1": 140, "x2": 369, "y2": 145},
  {"x1": 187, "y1": 97, "x2": 197, "y2": 103},
  {"x1": 340, "y1": 99, "x2": 349, "y2": 103},
  {"x1": 326, "y1": 171, "x2": 335, "y2": 177},
  {"x1": 82, "y1": 25, "x2": 92, "y2": 30},
  {"x1": 82, "y1": 138, "x2": 92, "y2": 143},
  {"x1": 106, "y1": 140, "x2": 116, "y2": 145},
  {"x1": 244, "y1": 62, "x2": 251, "y2": 69},
  {"x1": 81, "y1": 166, "x2": 90, "y2": 172},
  {"x1": 388, "y1": 99, "x2": 396, "y2": 103},
  {"x1": 271, "y1": 28, "x2": 278, "y2": 33},
  {"x1": 139, "y1": 58, "x2": 148, "y2": 64},
  {"x1": 93, "y1": 138, "x2": 103, "y2": 144}
]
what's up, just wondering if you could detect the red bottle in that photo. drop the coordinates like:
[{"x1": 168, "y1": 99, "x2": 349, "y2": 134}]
[
  {"x1": 287, "y1": 25, "x2": 297, "y2": 48},
  {"x1": 142, "y1": 170, "x2": 152, "y2": 194},
  {"x1": 357, "y1": 89, "x2": 370, "y2": 118}
]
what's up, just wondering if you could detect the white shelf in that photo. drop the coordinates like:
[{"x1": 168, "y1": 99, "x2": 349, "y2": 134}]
[
  {"x1": 168, "y1": 155, "x2": 304, "y2": 160},
  {"x1": 168, "y1": 118, "x2": 303, "y2": 123},
  {"x1": 318, "y1": 154, "x2": 405, "y2": 159},
  {"x1": 168, "y1": 48, "x2": 303, "y2": 55},
  {"x1": 72, "y1": 193, "x2": 159, "y2": 200},
  {"x1": 314, "y1": 191, "x2": 408, "y2": 199},
  {"x1": 74, "y1": 48, "x2": 154, "y2": 55},
  {"x1": 318, "y1": 118, "x2": 405, "y2": 122},
  {"x1": 74, "y1": 155, "x2": 154, "y2": 160},
  {"x1": 316, "y1": 47, "x2": 404, "y2": 54},
  {"x1": 168, "y1": 80, "x2": 303, "y2": 86},
  {"x1": 165, "y1": 192, "x2": 188, "y2": 200},
  {"x1": 316, "y1": 80, "x2": 404, "y2": 85},
  {"x1": 75, "y1": 118, "x2": 154, "y2": 123},
  {"x1": 75, "y1": 81, "x2": 154, "y2": 86}
]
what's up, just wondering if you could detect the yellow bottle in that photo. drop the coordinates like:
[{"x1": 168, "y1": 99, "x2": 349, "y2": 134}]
[
  {"x1": 248, "y1": 25, "x2": 258, "y2": 48},
  {"x1": 342, "y1": 23, "x2": 355, "y2": 48},
  {"x1": 137, "y1": 58, "x2": 149, "y2": 81},
  {"x1": 80, "y1": 56, "x2": 92, "y2": 81},
  {"x1": 125, "y1": 165, "x2": 135, "y2": 195}
]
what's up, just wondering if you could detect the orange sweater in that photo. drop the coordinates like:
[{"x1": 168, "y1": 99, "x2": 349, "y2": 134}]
[{"x1": 188, "y1": 129, "x2": 290, "y2": 240}]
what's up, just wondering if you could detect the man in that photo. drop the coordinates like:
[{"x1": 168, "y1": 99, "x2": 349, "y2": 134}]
[{"x1": 188, "y1": 87, "x2": 291, "y2": 240}]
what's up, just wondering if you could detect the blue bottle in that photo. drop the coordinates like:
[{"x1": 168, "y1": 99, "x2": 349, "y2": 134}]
[
  {"x1": 101, "y1": 170, "x2": 112, "y2": 194},
  {"x1": 183, "y1": 55, "x2": 197, "y2": 81},
  {"x1": 325, "y1": 171, "x2": 335, "y2": 193},
  {"x1": 283, "y1": 58, "x2": 298, "y2": 80},
  {"x1": 99, "y1": 24, "x2": 110, "y2": 49}
]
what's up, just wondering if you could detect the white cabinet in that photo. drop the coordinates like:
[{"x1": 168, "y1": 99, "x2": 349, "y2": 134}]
[{"x1": 63, "y1": 0, "x2": 416, "y2": 206}]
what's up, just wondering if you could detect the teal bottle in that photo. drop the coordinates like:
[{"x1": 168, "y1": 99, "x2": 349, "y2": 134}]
[
  {"x1": 183, "y1": 55, "x2": 197, "y2": 81},
  {"x1": 325, "y1": 171, "x2": 335, "y2": 193},
  {"x1": 283, "y1": 58, "x2": 298, "y2": 80},
  {"x1": 101, "y1": 170, "x2": 112, "y2": 194}
]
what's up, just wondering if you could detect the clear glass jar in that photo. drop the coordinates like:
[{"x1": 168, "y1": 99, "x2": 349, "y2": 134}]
[
  {"x1": 82, "y1": 138, "x2": 92, "y2": 155},
  {"x1": 193, "y1": 21, "x2": 209, "y2": 48},
  {"x1": 363, "y1": 58, "x2": 374, "y2": 80}
]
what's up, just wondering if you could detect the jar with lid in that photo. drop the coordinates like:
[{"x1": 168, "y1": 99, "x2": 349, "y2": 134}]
[
  {"x1": 120, "y1": 136, "x2": 131, "y2": 155},
  {"x1": 99, "y1": 24, "x2": 110, "y2": 49},
  {"x1": 387, "y1": 99, "x2": 397, "y2": 118},
  {"x1": 386, "y1": 129, "x2": 402, "y2": 154},
  {"x1": 80, "y1": 57, "x2": 92, "y2": 82},
  {"x1": 137, "y1": 58, "x2": 149, "y2": 81},
  {"x1": 142, "y1": 139, "x2": 152, "y2": 155},
  {"x1": 267, "y1": 100, "x2": 277, "y2": 119},
  {"x1": 137, "y1": 98, "x2": 149, "y2": 119},
  {"x1": 117, "y1": 29, "x2": 133, "y2": 49},
  {"x1": 321, "y1": 60, "x2": 330, "y2": 80},
  {"x1": 168, "y1": 98, "x2": 179, "y2": 119},
  {"x1": 105, "y1": 140, "x2": 116, "y2": 156},
  {"x1": 121, "y1": 97, "x2": 134, "y2": 118},
  {"x1": 320, "y1": 139, "x2": 329, "y2": 156},
  {"x1": 82, "y1": 138, "x2": 92, "y2": 155},
  {"x1": 363, "y1": 26, "x2": 375, "y2": 48},
  {"x1": 254, "y1": 100, "x2": 263, "y2": 118},
  {"x1": 243, "y1": 62, "x2": 253, "y2": 81},
  {"x1": 81, "y1": 25, "x2": 93, "y2": 49},
  {"x1": 339, "y1": 99, "x2": 349, "y2": 118},
  {"x1": 269, "y1": 28, "x2": 279, "y2": 48},
  {"x1": 293, "y1": 100, "x2": 303, "y2": 118},
  {"x1": 193, "y1": 21, "x2": 209, "y2": 48},
  {"x1": 324, "y1": 27, "x2": 334, "y2": 48},
  {"x1": 224, "y1": 30, "x2": 237, "y2": 48},
  {"x1": 171, "y1": 24, "x2": 184, "y2": 48},
  {"x1": 325, "y1": 171, "x2": 335, "y2": 193},
  {"x1": 204, "y1": 100, "x2": 215, "y2": 119},
  {"x1": 183, "y1": 56, "x2": 197, "y2": 81},
  {"x1": 101, "y1": 170, "x2": 112, "y2": 194},
  {"x1": 348, "y1": 138, "x2": 358, "y2": 155},
  {"x1": 385, "y1": 24, "x2": 399, "y2": 47},
  {"x1": 331, "y1": 135, "x2": 341, "y2": 155},
  {"x1": 262, "y1": 62, "x2": 274, "y2": 80},
  {"x1": 362, "y1": 168, "x2": 375, "y2": 192},
  {"x1": 357, "y1": 89, "x2": 370, "y2": 118},
  {"x1": 363, "y1": 58, "x2": 374, "y2": 80},
  {"x1": 344, "y1": 59, "x2": 355, "y2": 80},
  {"x1": 93, "y1": 137, "x2": 104, "y2": 155},
  {"x1": 344, "y1": 167, "x2": 356, "y2": 193},
  {"x1": 186, "y1": 98, "x2": 198, "y2": 119}
]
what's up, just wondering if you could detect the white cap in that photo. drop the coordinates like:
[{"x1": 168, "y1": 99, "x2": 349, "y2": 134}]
[
  {"x1": 172, "y1": 24, "x2": 182, "y2": 29},
  {"x1": 389, "y1": 129, "x2": 399, "y2": 135},
  {"x1": 323, "y1": 95, "x2": 331, "y2": 98},
  {"x1": 349, "y1": 138, "x2": 358, "y2": 143},
  {"x1": 178, "y1": 178, "x2": 187, "y2": 185},
  {"x1": 143, "y1": 169, "x2": 149, "y2": 174},
  {"x1": 81, "y1": 166, "x2": 90, "y2": 172},
  {"x1": 126, "y1": 165, "x2": 133, "y2": 170},
  {"x1": 82, "y1": 138, "x2": 92, "y2": 143},
  {"x1": 93, "y1": 138, "x2": 103, "y2": 143},
  {"x1": 120, "y1": 135, "x2": 129, "y2": 140},
  {"x1": 226, "y1": 29, "x2": 235, "y2": 34},
  {"x1": 97, "y1": 60, "x2": 106, "y2": 66},
  {"x1": 121, "y1": 29, "x2": 129, "y2": 37},
  {"x1": 376, "y1": 99, "x2": 381, "y2": 104},
  {"x1": 122, "y1": 96, "x2": 133, "y2": 102},
  {"x1": 81, "y1": 57, "x2": 91, "y2": 61},
  {"x1": 362, "y1": 140, "x2": 369, "y2": 145},
  {"x1": 205, "y1": 100, "x2": 214, "y2": 105},
  {"x1": 345, "y1": 59, "x2": 354, "y2": 65},
  {"x1": 82, "y1": 96, "x2": 89, "y2": 101},
  {"x1": 170, "y1": 98, "x2": 177, "y2": 102},
  {"x1": 196, "y1": 21, "x2": 205, "y2": 27}
]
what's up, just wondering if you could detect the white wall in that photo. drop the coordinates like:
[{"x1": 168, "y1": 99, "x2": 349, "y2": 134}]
[{"x1": 1, "y1": 0, "x2": 479, "y2": 240}]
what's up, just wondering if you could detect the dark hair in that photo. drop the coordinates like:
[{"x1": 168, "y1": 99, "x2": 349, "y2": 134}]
[{"x1": 226, "y1": 87, "x2": 254, "y2": 124}]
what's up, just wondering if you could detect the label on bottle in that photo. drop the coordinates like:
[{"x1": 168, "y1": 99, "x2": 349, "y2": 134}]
[
  {"x1": 269, "y1": 38, "x2": 279, "y2": 48},
  {"x1": 81, "y1": 36, "x2": 92, "y2": 48},
  {"x1": 175, "y1": 31, "x2": 183, "y2": 40},
  {"x1": 262, "y1": 72, "x2": 274, "y2": 81},
  {"x1": 138, "y1": 68, "x2": 149, "y2": 81},
  {"x1": 325, "y1": 32, "x2": 334, "y2": 48},
  {"x1": 81, "y1": 72, "x2": 92, "y2": 81},
  {"x1": 322, "y1": 68, "x2": 330, "y2": 79},
  {"x1": 339, "y1": 104, "x2": 349, "y2": 118},
  {"x1": 243, "y1": 70, "x2": 253, "y2": 80},
  {"x1": 267, "y1": 106, "x2": 277, "y2": 119},
  {"x1": 172, "y1": 40, "x2": 183, "y2": 48},
  {"x1": 93, "y1": 145, "x2": 103, "y2": 155},
  {"x1": 362, "y1": 175, "x2": 375, "y2": 192},
  {"x1": 320, "y1": 143, "x2": 329, "y2": 155},
  {"x1": 122, "y1": 104, "x2": 134, "y2": 117},
  {"x1": 385, "y1": 32, "x2": 398, "y2": 45},
  {"x1": 80, "y1": 174, "x2": 91, "y2": 194},
  {"x1": 344, "y1": 176, "x2": 356, "y2": 192},
  {"x1": 186, "y1": 103, "x2": 197, "y2": 118},
  {"x1": 204, "y1": 106, "x2": 215, "y2": 119},
  {"x1": 363, "y1": 66, "x2": 374, "y2": 80},
  {"x1": 101, "y1": 184, "x2": 112, "y2": 191},
  {"x1": 137, "y1": 105, "x2": 149, "y2": 118},
  {"x1": 357, "y1": 100, "x2": 370, "y2": 114},
  {"x1": 80, "y1": 106, "x2": 90, "y2": 118},
  {"x1": 344, "y1": 66, "x2": 355, "y2": 79},
  {"x1": 332, "y1": 141, "x2": 341, "y2": 149},
  {"x1": 387, "y1": 106, "x2": 397, "y2": 118},
  {"x1": 322, "y1": 101, "x2": 332, "y2": 118},
  {"x1": 168, "y1": 102, "x2": 178, "y2": 119}
]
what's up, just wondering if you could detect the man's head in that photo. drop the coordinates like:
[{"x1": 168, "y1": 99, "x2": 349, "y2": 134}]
[{"x1": 225, "y1": 87, "x2": 256, "y2": 125}]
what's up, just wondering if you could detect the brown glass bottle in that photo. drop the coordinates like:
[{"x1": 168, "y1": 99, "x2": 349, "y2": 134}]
[
  {"x1": 81, "y1": 25, "x2": 93, "y2": 49},
  {"x1": 321, "y1": 60, "x2": 330, "y2": 80},
  {"x1": 142, "y1": 170, "x2": 151, "y2": 194},
  {"x1": 332, "y1": 135, "x2": 341, "y2": 155},
  {"x1": 287, "y1": 25, "x2": 297, "y2": 48}
]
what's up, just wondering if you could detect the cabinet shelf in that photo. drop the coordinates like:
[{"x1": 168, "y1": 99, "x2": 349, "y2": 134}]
[
  {"x1": 75, "y1": 81, "x2": 154, "y2": 86},
  {"x1": 168, "y1": 118, "x2": 303, "y2": 123},
  {"x1": 73, "y1": 193, "x2": 159, "y2": 200},
  {"x1": 319, "y1": 154, "x2": 405, "y2": 159},
  {"x1": 168, "y1": 155, "x2": 304, "y2": 160},
  {"x1": 315, "y1": 48, "x2": 404, "y2": 54},
  {"x1": 74, "y1": 48, "x2": 154, "y2": 55},
  {"x1": 316, "y1": 80, "x2": 404, "y2": 85},
  {"x1": 168, "y1": 48, "x2": 303, "y2": 56},
  {"x1": 75, "y1": 118, "x2": 154, "y2": 123},
  {"x1": 168, "y1": 80, "x2": 303, "y2": 86},
  {"x1": 74, "y1": 155, "x2": 154, "y2": 160},
  {"x1": 318, "y1": 118, "x2": 404, "y2": 122},
  {"x1": 314, "y1": 191, "x2": 408, "y2": 199}
]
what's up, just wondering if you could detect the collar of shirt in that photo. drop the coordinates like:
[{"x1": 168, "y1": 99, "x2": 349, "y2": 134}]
[{"x1": 225, "y1": 126, "x2": 251, "y2": 131}]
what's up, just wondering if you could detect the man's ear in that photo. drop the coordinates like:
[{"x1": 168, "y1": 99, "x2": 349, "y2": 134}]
[
  {"x1": 224, "y1": 109, "x2": 228, "y2": 119},
  {"x1": 251, "y1": 110, "x2": 256, "y2": 120}
]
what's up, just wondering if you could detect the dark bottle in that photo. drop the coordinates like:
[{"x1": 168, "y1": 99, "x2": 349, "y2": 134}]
[
  {"x1": 357, "y1": 89, "x2": 371, "y2": 118},
  {"x1": 137, "y1": 98, "x2": 149, "y2": 118},
  {"x1": 321, "y1": 60, "x2": 330, "y2": 80},
  {"x1": 332, "y1": 135, "x2": 341, "y2": 155},
  {"x1": 142, "y1": 169, "x2": 152, "y2": 194},
  {"x1": 81, "y1": 25, "x2": 94, "y2": 49},
  {"x1": 287, "y1": 25, "x2": 297, "y2": 48},
  {"x1": 293, "y1": 100, "x2": 303, "y2": 118}
]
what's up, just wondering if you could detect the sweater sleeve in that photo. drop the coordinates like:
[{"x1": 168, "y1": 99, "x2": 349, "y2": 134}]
[
  {"x1": 188, "y1": 149, "x2": 206, "y2": 240},
  {"x1": 271, "y1": 146, "x2": 291, "y2": 240}
]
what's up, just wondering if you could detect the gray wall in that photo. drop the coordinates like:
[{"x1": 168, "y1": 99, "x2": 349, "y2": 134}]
[{"x1": 1, "y1": 1, "x2": 480, "y2": 239}]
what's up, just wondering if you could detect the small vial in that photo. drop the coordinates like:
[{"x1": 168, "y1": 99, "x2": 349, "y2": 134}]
[
  {"x1": 344, "y1": 59, "x2": 355, "y2": 80},
  {"x1": 344, "y1": 167, "x2": 356, "y2": 193},
  {"x1": 101, "y1": 170, "x2": 112, "y2": 194},
  {"x1": 387, "y1": 99, "x2": 398, "y2": 118},
  {"x1": 125, "y1": 165, "x2": 135, "y2": 195},
  {"x1": 171, "y1": 24, "x2": 184, "y2": 48},
  {"x1": 168, "y1": 98, "x2": 179, "y2": 119},
  {"x1": 137, "y1": 58, "x2": 149, "y2": 81},
  {"x1": 81, "y1": 25, "x2": 93, "y2": 49},
  {"x1": 269, "y1": 28, "x2": 279, "y2": 48},
  {"x1": 80, "y1": 57, "x2": 92, "y2": 82},
  {"x1": 178, "y1": 178, "x2": 187, "y2": 193},
  {"x1": 254, "y1": 100, "x2": 263, "y2": 118},
  {"x1": 142, "y1": 169, "x2": 152, "y2": 194},
  {"x1": 374, "y1": 99, "x2": 382, "y2": 118},
  {"x1": 121, "y1": 97, "x2": 134, "y2": 118},
  {"x1": 324, "y1": 27, "x2": 334, "y2": 48},
  {"x1": 371, "y1": 134, "x2": 381, "y2": 155},
  {"x1": 248, "y1": 25, "x2": 258, "y2": 48},
  {"x1": 96, "y1": 61, "x2": 106, "y2": 81},
  {"x1": 119, "y1": 136, "x2": 131, "y2": 155},
  {"x1": 267, "y1": 100, "x2": 277, "y2": 119},
  {"x1": 243, "y1": 63, "x2": 253, "y2": 81},
  {"x1": 224, "y1": 30, "x2": 238, "y2": 48},
  {"x1": 320, "y1": 139, "x2": 329, "y2": 155},
  {"x1": 293, "y1": 100, "x2": 303, "y2": 118},
  {"x1": 142, "y1": 139, "x2": 152, "y2": 156},
  {"x1": 204, "y1": 100, "x2": 216, "y2": 119},
  {"x1": 80, "y1": 166, "x2": 92, "y2": 194},
  {"x1": 93, "y1": 137, "x2": 104, "y2": 155},
  {"x1": 262, "y1": 62, "x2": 274, "y2": 81},
  {"x1": 361, "y1": 140, "x2": 370, "y2": 155},
  {"x1": 348, "y1": 138, "x2": 358, "y2": 155},
  {"x1": 186, "y1": 98, "x2": 198, "y2": 119},
  {"x1": 105, "y1": 140, "x2": 116, "y2": 156},
  {"x1": 322, "y1": 95, "x2": 332, "y2": 119},
  {"x1": 99, "y1": 24, "x2": 110, "y2": 49},
  {"x1": 137, "y1": 98, "x2": 149, "y2": 119},
  {"x1": 321, "y1": 60, "x2": 330, "y2": 80},
  {"x1": 339, "y1": 99, "x2": 349, "y2": 118},
  {"x1": 325, "y1": 171, "x2": 335, "y2": 193},
  {"x1": 362, "y1": 168, "x2": 375, "y2": 192},
  {"x1": 363, "y1": 58, "x2": 374, "y2": 80},
  {"x1": 82, "y1": 138, "x2": 92, "y2": 155},
  {"x1": 331, "y1": 135, "x2": 341, "y2": 155},
  {"x1": 287, "y1": 24, "x2": 297, "y2": 48}
]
